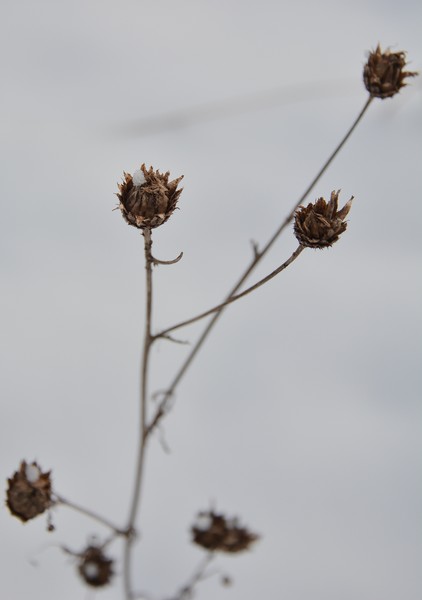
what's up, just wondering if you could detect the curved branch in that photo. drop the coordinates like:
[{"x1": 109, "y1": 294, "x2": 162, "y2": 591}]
[
  {"x1": 155, "y1": 245, "x2": 304, "y2": 338},
  {"x1": 156, "y1": 95, "x2": 374, "y2": 400},
  {"x1": 152, "y1": 250, "x2": 183, "y2": 266},
  {"x1": 54, "y1": 494, "x2": 126, "y2": 535}
]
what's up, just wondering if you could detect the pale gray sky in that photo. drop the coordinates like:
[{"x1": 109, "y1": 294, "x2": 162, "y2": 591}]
[{"x1": 1, "y1": 1, "x2": 421, "y2": 599}]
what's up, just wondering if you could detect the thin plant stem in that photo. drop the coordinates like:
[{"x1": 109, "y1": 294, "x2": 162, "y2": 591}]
[
  {"x1": 169, "y1": 552, "x2": 216, "y2": 600},
  {"x1": 54, "y1": 494, "x2": 125, "y2": 534},
  {"x1": 154, "y1": 95, "x2": 373, "y2": 407},
  {"x1": 155, "y1": 245, "x2": 305, "y2": 338},
  {"x1": 123, "y1": 227, "x2": 154, "y2": 600}
]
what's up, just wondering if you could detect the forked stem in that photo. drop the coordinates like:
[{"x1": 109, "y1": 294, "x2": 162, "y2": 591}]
[
  {"x1": 122, "y1": 95, "x2": 375, "y2": 596},
  {"x1": 169, "y1": 552, "x2": 216, "y2": 600},
  {"x1": 54, "y1": 494, "x2": 126, "y2": 535},
  {"x1": 156, "y1": 245, "x2": 305, "y2": 338},
  {"x1": 155, "y1": 95, "x2": 374, "y2": 404}
]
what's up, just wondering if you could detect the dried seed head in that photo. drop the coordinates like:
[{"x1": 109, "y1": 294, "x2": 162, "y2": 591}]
[
  {"x1": 117, "y1": 163, "x2": 183, "y2": 229},
  {"x1": 6, "y1": 461, "x2": 52, "y2": 522},
  {"x1": 294, "y1": 190, "x2": 353, "y2": 249},
  {"x1": 363, "y1": 44, "x2": 418, "y2": 98},
  {"x1": 78, "y1": 546, "x2": 114, "y2": 588},
  {"x1": 191, "y1": 510, "x2": 259, "y2": 554}
]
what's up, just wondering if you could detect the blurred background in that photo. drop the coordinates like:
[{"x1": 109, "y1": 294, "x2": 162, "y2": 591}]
[{"x1": 1, "y1": 1, "x2": 421, "y2": 599}]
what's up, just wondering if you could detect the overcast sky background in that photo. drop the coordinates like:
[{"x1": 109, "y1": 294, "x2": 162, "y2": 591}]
[{"x1": 1, "y1": 1, "x2": 421, "y2": 599}]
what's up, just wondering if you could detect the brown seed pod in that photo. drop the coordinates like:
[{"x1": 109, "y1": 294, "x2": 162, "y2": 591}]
[
  {"x1": 117, "y1": 163, "x2": 183, "y2": 229},
  {"x1": 191, "y1": 510, "x2": 259, "y2": 554},
  {"x1": 78, "y1": 546, "x2": 114, "y2": 588},
  {"x1": 6, "y1": 461, "x2": 52, "y2": 522},
  {"x1": 363, "y1": 44, "x2": 417, "y2": 99},
  {"x1": 294, "y1": 190, "x2": 353, "y2": 249}
]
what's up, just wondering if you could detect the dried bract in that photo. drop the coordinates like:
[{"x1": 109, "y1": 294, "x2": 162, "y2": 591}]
[
  {"x1": 117, "y1": 163, "x2": 183, "y2": 229},
  {"x1": 6, "y1": 461, "x2": 52, "y2": 522},
  {"x1": 191, "y1": 510, "x2": 259, "y2": 553},
  {"x1": 294, "y1": 190, "x2": 353, "y2": 249},
  {"x1": 78, "y1": 546, "x2": 114, "y2": 588},
  {"x1": 363, "y1": 45, "x2": 417, "y2": 98}
]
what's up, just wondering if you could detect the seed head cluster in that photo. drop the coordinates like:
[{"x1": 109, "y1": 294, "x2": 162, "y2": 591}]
[
  {"x1": 117, "y1": 163, "x2": 183, "y2": 229},
  {"x1": 191, "y1": 510, "x2": 259, "y2": 553},
  {"x1": 363, "y1": 44, "x2": 418, "y2": 98},
  {"x1": 294, "y1": 190, "x2": 353, "y2": 249},
  {"x1": 77, "y1": 545, "x2": 114, "y2": 588},
  {"x1": 6, "y1": 461, "x2": 52, "y2": 522}
]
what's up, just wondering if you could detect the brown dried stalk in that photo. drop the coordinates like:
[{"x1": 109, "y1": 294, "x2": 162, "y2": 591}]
[
  {"x1": 55, "y1": 494, "x2": 126, "y2": 535},
  {"x1": 155, "y1": 245, "x2": 305, "y2": 339},
  {"x1": 147, "y1": 96, "x2": 373, "y2": 429},
  {"x1": 123, "y1": 226, "x2": 154, "y2": 600},
  {"x1": 121, "y1": 101, "x2": 372, "y2": 599},
  {"x1": 168, "y1": 553, "x2": 216, "y2": 600}
]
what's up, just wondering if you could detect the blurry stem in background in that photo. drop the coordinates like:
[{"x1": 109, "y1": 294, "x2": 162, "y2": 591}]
[
  {"x1": 54, "y1": 494, "x2": 125, "y2": 535},
  {"x1": 123, "y1": 227, "x2": 154, "y2": 600},
  {"x1": 149, "y1": 95, "x2": 373, "y2": 424},
  {"x1": 168, "y1": 552, "x2": 217, "y2": 600},
  {"x1": 155, "y1": 245, "x2": 305, "y2": 338}
]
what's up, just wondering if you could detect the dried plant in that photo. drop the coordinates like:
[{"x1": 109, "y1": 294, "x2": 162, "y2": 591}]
[
  {"x1": 191, "y1": 510, "x2": 259, "y2": 553},
  {"x1": 117, "y1": 164, "x2": 184, "y2": 229},
  {"x1": 363, "y1": 44, "x2": 418, "y2": 98},
  {"x1": 293, "y1": 190, "x2": 353, "y2": 248},
  {"x1": 6, "y1": 461, "x2": 52, "y2": 523},
  {"x1": 5, "y1": 44, "x2": 418, "y2": 600},
  {"x1": 77, "y1": 545, "x2": 114, "y2": 588}
]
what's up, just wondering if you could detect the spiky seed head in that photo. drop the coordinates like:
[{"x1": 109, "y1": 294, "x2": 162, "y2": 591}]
[
  {"x1": 78, "y1": 546, "x2": 114, "y2": 588},
  {"x1": 6, "y1": 461, "x2": 52, "y2": 522},
  {"x1": 117, "y1": 163, "x2": 183, "y2": 229},
  {"x1": 294, "y1": 190, "x2": 353, "y2": 249},
  {"x1": 363, "y1": 44, "x2": 418, "y2": 98},
  {"x1": 191, "y1": 510, "x2": 259, "y2": 553}
]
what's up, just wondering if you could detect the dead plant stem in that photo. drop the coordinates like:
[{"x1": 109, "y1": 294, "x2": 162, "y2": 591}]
[
  {"x1": 156, "y1": 245, "x2": 305, "y2": 338},
  {"x1": 54, "y1": 494, "x2": 125, "y2": 534},
  {"x1": 170, "y1": 552, "x2": 216, "y2": 600},
  {"x1": 122, "y1": 95, "x2": 374, "y2": 594},
  {"x1": 123, "y1": 227, "x2": 154, "y2": 600},
  {"x1": 154, "y1": 95, "x2": 373, "y2": 407}
]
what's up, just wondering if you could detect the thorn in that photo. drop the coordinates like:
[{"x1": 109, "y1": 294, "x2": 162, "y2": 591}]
[
  {"x1": 250, "y1": 239, "x2": 260, "y2": 259},
  {"x1": 152, "y1": 250, "x2": 183, "y2": 266}
]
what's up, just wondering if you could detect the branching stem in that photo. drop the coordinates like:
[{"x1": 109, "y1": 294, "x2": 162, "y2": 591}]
[
  {"x1": 169, "y1": 552, "x2": 216, "y2": 600},
  {"x1": 54, "y1": 494, "x2": 125, "y2": 535},
  {"x1": 154, "y1": 95, "x2": 373, "y2": 407},
  {"x1": 156, "y1": 245, "x2": 305, "y2": 338},
  {"x1": 121, "y1": 95, "x2": 374, "y2": 596}
]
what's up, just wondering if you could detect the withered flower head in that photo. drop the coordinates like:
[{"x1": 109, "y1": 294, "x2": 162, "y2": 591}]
[
  {"x1": 191, "y1": 510, "x2": 259, "y2": 554},
  {"x1": 78, "y1": 546, "x2": 114, "y2": 588},
  {"x1": 6, "y1": 460, "x2": 52, "y2": 522},
  {"x1": 363, "y1": 44, "x2": 418, "y2": 98},
  {"x1": 117, "y1": 163, "x2": 183, "y2": 229},
  {"x1": 294, "y1": 190, "x2": 353, "y2": 249}
]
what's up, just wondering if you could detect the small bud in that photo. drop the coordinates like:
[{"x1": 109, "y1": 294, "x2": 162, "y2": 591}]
[
  {"x1": 117, "y1": 163, "x2": 183, "y2": 229},
  {"x1": 78, "y1": 546, "x2": 114, "y2": 588},
  {"x1": 191, "y1": 510, "x2": 259, "y2": 554},
  {"x1": 294, "y1": 190, "x2": 353, "y2": 249},
  {"x1": 6, "y1": 461, "x2": 52, "y2": 522},
  {"x1": 363, "y1": 44, "x2": 418, "y2": 99}
]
